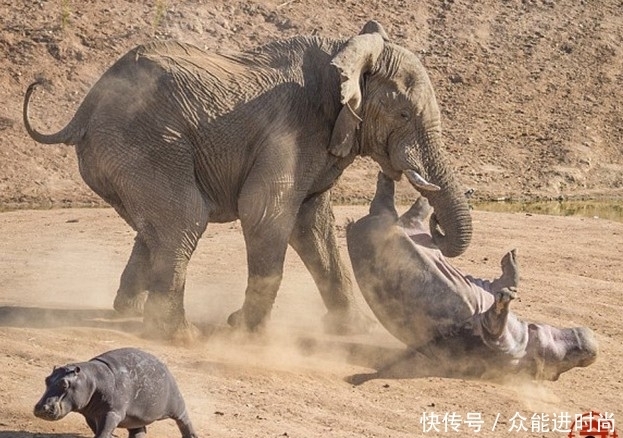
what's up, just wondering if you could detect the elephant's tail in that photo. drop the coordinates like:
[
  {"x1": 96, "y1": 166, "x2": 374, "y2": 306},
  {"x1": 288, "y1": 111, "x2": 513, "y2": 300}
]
[{"x1": 23, "y1": 81, "x2": 83, "y2": 145}]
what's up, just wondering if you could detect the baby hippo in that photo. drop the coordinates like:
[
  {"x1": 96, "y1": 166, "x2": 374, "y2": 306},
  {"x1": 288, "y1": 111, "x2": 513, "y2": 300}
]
[
  {"x1": 346, "y1": 172, "x2": 598, "y2": 381},
  {"x1": 34, "y1": 347, "x2": 197, "y2": 438}
]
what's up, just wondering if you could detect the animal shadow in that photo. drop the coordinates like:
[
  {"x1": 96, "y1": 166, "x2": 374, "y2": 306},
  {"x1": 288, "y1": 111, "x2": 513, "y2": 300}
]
[
  {"x1": 0, "y1": 433, "x2": 84, "y2": 438},
  {"x1": 0, "y1": 306, "x2": 142, "y2": 333},
  {"x1": 296, "y1": 336, "x2": 490, "y2": 385}
]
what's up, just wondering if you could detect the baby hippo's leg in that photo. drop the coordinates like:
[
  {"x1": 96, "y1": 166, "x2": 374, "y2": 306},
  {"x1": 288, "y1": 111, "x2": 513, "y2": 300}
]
[
  {"x1": 481, "y1": 287, "x2": 517, "y2": 339},
  {"x1": 174, "y1": 410, "x2": 197, "y2": 438},
  {"x1": 490, "y1": 249, "x2": 519, "y2": 292},
  {"x1": 128, "y1": 427, "x2": 146, "y2": 438}
]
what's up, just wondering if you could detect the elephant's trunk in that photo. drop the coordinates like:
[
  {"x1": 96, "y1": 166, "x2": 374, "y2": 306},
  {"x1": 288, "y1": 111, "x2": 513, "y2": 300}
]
[
  {"x1": 423, "y1": 172, "x2": 472, "y2": 257},
  {"x1": 399, "y1": 134, "x2": 472, "y2": 258}
]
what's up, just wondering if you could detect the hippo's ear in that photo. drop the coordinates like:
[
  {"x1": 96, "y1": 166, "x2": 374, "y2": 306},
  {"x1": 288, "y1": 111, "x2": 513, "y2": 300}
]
[{"x1": 74, "y1": 366, "x2": 81, "y2": 374}]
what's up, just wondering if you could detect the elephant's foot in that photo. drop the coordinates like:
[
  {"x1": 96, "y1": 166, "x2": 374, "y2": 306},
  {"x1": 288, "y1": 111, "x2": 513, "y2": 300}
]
[
  {"x1": 227, "y1": 305, "x2": 271, "y2": 333},
  {"x1": 142, "y1": 294, "x2": 199, "y2": 344},
  {"x1": 322, "y1": 308, "x2": 375, "y2": 335},
  {"x1": 168, "y1": 320, "x2": 201, "y2": 346},
  {"x1": 113, "y1": 291, "x2": 147, "y2": 317}
]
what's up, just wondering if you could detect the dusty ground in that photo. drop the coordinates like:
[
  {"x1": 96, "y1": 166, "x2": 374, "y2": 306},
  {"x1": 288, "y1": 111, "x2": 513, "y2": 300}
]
[
  {"x1": 0, "y1": 206, "x2": 622, "y2": 437},
  {"x1": 1, "y1": 0, "x2": 623, "y2": 437}
]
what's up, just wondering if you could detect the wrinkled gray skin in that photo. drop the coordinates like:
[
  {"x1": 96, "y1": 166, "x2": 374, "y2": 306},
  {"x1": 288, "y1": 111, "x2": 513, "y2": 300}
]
[
  {"x1": 34, "y1": 348, "x2": 196, "y2": 438},
  {"x1": 23, "y1": 20, "x2": 472, "y2": 340},
  {"x1": 346, "y1": 173, "x2": 598, "y2": 381}
]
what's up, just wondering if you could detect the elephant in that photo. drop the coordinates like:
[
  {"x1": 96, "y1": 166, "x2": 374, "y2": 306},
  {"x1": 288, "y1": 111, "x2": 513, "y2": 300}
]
[{"x1": 23, "y1": 20, "x2": 472, "y2": 341}]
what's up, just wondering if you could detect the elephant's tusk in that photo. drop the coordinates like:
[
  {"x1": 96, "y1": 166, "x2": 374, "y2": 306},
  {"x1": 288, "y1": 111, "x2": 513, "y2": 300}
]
[
  {"x1": 345, "y1": 102, "x2": 363, "y2": 123},
  {"x1": 404, "y1": 169, "x2": 440, "y2": 192}
]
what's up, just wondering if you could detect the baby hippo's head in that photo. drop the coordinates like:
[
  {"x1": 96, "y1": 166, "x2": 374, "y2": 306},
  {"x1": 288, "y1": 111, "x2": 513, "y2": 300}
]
[{"x1": 34, "y1": 365, "x2": 88, "y2": 421}]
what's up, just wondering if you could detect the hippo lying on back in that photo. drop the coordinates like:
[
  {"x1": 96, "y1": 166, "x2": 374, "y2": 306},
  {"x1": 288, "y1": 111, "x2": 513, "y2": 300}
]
[{"x1": 346, "y1": 173, "x2": 598, "y2": 381}]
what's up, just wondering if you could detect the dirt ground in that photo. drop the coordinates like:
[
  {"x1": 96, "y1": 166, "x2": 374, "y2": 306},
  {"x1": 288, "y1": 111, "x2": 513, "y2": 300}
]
[
  {"x1": 0, "y1": 206, "x2": 621, "y2": 437},
  {"x1": 2, "y1": 0, "x2": 623, "y2": 437}
]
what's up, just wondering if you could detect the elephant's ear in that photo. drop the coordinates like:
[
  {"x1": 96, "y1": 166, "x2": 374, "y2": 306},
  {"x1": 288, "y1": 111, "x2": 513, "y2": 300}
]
[{"x1": 328, "y1": 22, "x2": 386, "y2": 157}]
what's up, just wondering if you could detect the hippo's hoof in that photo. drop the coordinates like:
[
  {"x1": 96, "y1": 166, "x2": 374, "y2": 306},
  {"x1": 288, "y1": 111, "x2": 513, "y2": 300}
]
[
  {"x1": 494, "y1": 287, "x2": 517, "y2": 314},
  {"x1": 323, "y1": 309, "x2": 375, "y2": 335},
  {"x1": 113, "y1": 291, "x2": 147, "y2": 317},
  {"x1": 499, "y1": 249, "x2": 519, "y2": 288}
]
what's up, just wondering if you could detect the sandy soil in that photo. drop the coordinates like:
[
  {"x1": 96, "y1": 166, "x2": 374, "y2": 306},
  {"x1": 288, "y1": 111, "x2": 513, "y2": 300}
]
[{"x1": 0, "y1": 205, "x2": 621, "y2": 437}]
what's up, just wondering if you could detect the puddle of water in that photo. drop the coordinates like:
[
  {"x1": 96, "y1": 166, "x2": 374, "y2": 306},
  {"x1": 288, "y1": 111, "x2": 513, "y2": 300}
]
[{"x1": 472, "y1": 200, "x2": 623, "y2": 223}]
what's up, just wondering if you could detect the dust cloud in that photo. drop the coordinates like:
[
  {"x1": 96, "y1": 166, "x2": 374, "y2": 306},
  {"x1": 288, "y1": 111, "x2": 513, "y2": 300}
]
[{"x1": 3, "y1": 207, "x2": 618, "y2": 437}]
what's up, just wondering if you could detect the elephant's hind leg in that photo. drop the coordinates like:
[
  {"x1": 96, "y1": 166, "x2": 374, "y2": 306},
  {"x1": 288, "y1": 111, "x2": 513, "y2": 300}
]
[
  {"x1": 110, "y1": 168, "x2": 209, "y2": 340},
  {"x1": 113, "y1": 235, "x2": 150, "y2": 316},
  {"x1": 139, "y1": 186, "x2": 210, "y2": 342},
  {"x1": 77, "y1": 153, "x2": 150, "y2": 317},
  {"x1": 289, "y1": 191, "x2": 372, "y2": 335},
  {"x1": 78, "y1": 129, "x2": 210, "y2": 340}
]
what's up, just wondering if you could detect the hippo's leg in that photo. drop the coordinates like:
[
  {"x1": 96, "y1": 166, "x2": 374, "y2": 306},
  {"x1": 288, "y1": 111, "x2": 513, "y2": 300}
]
[
  {"x1": 481, "y1": 287, "x2": 517, "y2": 339},
  {"x1": 85, "y1": 417, "x2": 97, "y2": 434},
  {"x1": 173, "y1": 410, "x2": 197, "y2": 438},
  {"x1": 128, "y1": 427, "x2": 146, "y2": 438},
  {"x1": 369, "y1": 172, "x2": 399, "y2": 219},
  {"x1": 398, "y1": 197, "x2": 433, "y2": 229},
  {"x1": 94, "y1": 411, "x2": 122, "y2": 438},
  {"x1": 490, "y1": 249, "x2": 519, "y2": 291}
]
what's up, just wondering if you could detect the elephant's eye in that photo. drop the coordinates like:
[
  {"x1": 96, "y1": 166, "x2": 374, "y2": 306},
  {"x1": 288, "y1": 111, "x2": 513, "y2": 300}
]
[{"x1": 400, "y1": 111, "x2": 411, "y2": 121}]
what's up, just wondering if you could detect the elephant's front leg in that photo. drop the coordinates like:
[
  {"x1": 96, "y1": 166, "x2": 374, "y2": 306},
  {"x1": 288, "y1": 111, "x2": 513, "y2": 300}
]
[
  {"x1": 227, "y1": 228, "x2": 289, "y2": 332},
  {"x1": 228, "y1": 179, "x2": 301, "y2": 331},
  {"x1": 289, "y1": 191, "x2": 372, "y2": 335}
]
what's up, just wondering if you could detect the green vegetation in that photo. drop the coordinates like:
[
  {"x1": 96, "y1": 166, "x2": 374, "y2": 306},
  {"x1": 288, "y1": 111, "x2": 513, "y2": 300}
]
[
  {"x1": 152, "y1": 0, "x2": 168, "y2": 33},
  {"x1": 473, "y1": 200, "x2": 623, "y2": 223},
  {"x1": 59, "y1": 0, "x2": 71, "y2": 30}
]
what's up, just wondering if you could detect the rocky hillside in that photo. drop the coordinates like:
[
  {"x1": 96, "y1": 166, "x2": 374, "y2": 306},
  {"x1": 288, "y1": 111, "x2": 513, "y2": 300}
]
[{"x1": 1, "y1": 0, "x2": 622, "y2": 208}]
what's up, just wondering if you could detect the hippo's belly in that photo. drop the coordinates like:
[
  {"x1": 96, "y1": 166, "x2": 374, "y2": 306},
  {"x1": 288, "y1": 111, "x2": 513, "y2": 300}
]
[{"x1": 347, "y1": 216, "x2": 478, "y2": 347}]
